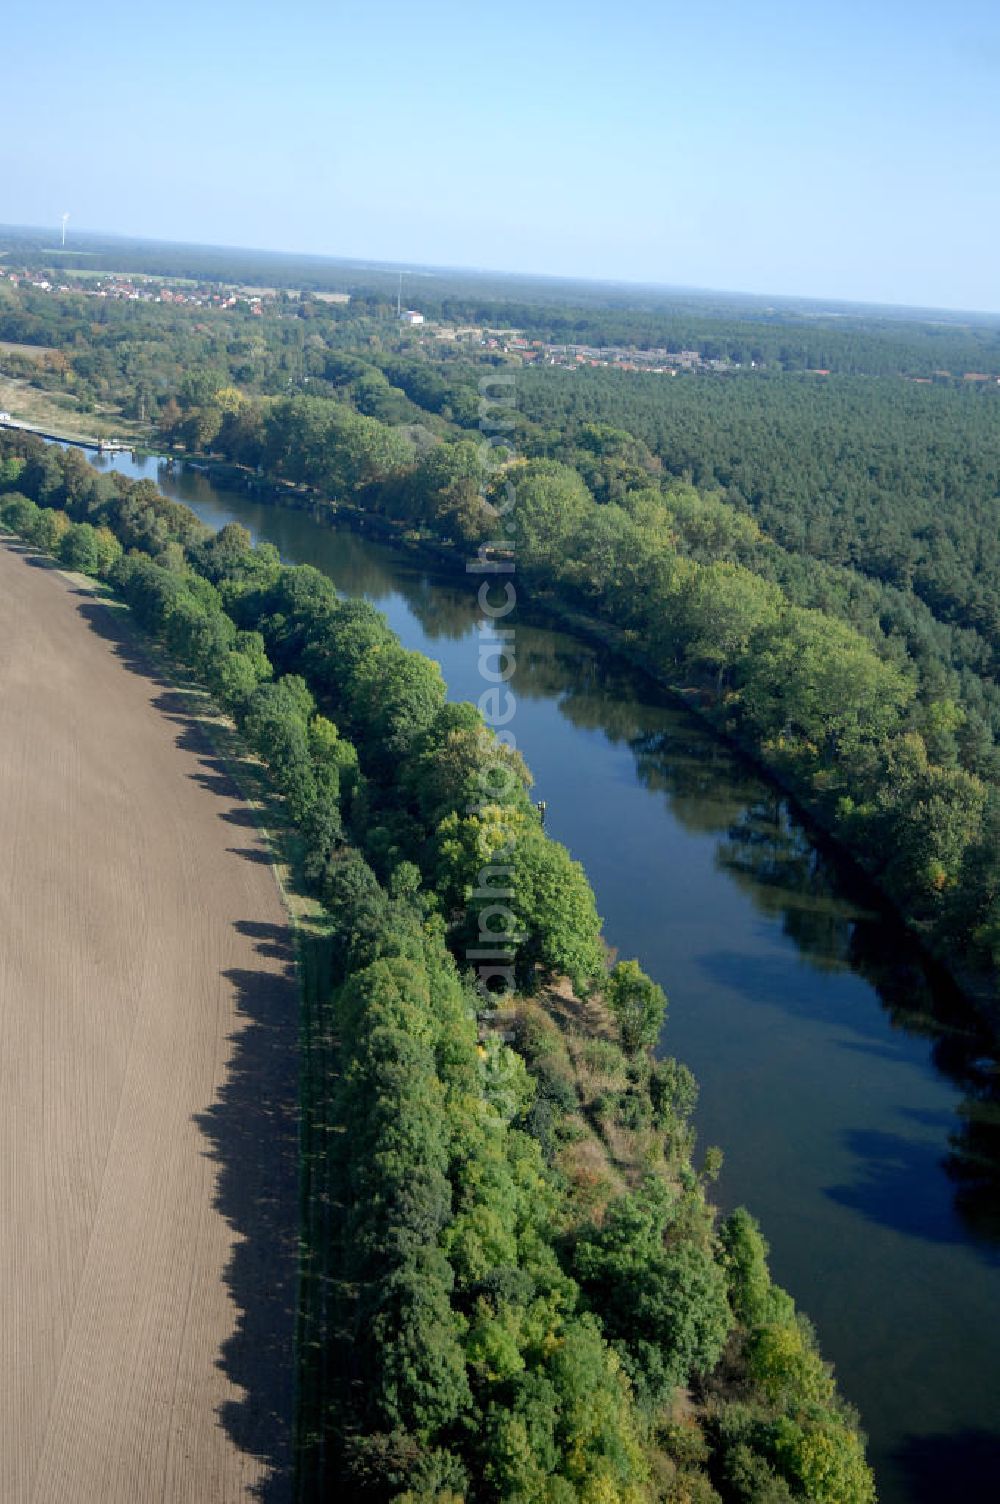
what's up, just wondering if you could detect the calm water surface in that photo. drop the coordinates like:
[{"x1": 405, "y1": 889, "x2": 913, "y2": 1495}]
[{"x1": 91, "y1": 450, "x2": 1000, "y2": 1502}]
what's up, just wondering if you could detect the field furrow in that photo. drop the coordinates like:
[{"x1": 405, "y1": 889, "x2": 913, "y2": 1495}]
[{"x1": 0, "y1": 539, "x2": 297, "y2": 1503}]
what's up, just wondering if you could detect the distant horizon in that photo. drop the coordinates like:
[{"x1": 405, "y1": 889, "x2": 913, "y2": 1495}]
[
  {"x1": 5, "y1": 219, "x2": 1000, "y2": 324},
  {"x1": 7, "y1": 3, "x2": 1000, "y2": 315}
]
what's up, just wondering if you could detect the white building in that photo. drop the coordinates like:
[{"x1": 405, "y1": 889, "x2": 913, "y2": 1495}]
[{"x1": 401, "y1": 309, "x2": 425, "y2": 325}]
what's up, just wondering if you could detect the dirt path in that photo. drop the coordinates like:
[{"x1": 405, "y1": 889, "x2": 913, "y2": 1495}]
[{"x1": 0, "y1": 539, "x2": 298, "y2": 1502}]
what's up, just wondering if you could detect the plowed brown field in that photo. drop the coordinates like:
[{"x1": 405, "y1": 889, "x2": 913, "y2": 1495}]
[{"x1": 0, "y1": 538, "x2": 297, "y2": 1502}]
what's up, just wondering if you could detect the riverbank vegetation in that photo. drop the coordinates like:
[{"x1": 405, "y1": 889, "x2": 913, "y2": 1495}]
[
  {"x1": 0, "y1": 428, "x2": 875, "y2": 1502},
  {"x1": 3, "y1": 258, "x2": 995, "y2": 1005},
  {"x1": 165, "y1": 386, "x2": 1000, "y2": 1009}
]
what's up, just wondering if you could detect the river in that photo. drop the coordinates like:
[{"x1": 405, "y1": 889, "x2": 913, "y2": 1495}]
[{"x1": 86, "y1": 449, "x2": 1000, "y2": 1502}]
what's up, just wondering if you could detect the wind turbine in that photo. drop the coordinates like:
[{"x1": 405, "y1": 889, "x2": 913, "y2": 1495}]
[{"x1": 60, "y1": 212, "x2": 69, "y2": 248}]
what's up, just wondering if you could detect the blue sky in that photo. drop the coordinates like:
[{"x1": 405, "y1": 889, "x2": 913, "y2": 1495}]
[{"x1": 4, "y1": 0, "x2": 999, "y2": 310}]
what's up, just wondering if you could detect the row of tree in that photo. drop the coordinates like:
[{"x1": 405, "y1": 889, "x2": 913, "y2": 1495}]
[{"x1": 0, "y1": 429, "x2": 876, "y2": 1502}]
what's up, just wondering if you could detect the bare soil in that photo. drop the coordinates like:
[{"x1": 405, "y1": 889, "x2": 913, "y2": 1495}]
[{"x1": 0, "y1": 540, "x2": 298, "y2": 1502}]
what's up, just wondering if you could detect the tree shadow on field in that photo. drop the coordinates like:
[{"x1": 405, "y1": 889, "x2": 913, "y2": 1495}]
[
  {"x1": 236, "y1": 920, "x2": 297, "y2": 961},
  {"x1": 196, "y1": 946, "x2": 300, "y2": 1503},
  {"x1": 77, "y1": 595, "x2": 300, "y2": 1501},
  {"x1": 78, "y1": 597, "x2": 176, "y2": 691},
  {"x1": 229, "y1": 845, "x2": 281, "y2": 866}
]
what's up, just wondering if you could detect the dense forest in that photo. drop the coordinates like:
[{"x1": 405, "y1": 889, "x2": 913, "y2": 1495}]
[
  {"x1": 0, "y1": 429, "x2": 876, "y2": 1502},
  {"x1": 515, "y1": 369, "x2": 1000, "y2": 654}
]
